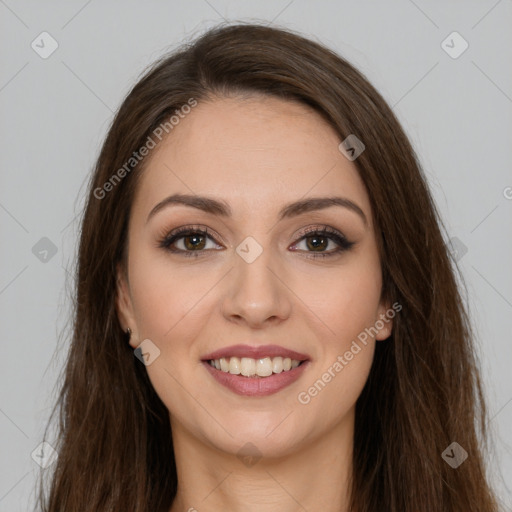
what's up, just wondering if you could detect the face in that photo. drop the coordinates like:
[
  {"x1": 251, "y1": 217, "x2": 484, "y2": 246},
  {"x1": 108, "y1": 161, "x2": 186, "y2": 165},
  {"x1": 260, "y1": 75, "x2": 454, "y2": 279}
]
[{"x1": 116, "y1": 95, "x2": 392, "y2": 459}]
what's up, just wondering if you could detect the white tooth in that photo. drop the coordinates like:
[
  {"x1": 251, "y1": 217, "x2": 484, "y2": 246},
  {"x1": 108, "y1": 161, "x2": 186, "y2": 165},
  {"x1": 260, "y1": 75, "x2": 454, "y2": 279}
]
[
  {"x1": 220, "y1": 357, "x2": 229, "y2": 372},
  {"x1": 240, "y1": 357, "x2": 256, "y2": 377},
  {"x1": 229, "y1": 357, "x2": 241, "y2": 374},
  {"x1": 219, "y1": 356, "x2": 300, "y2": 376},
  {"x1": 209, "y1": 360, "x2": 215, "y2": 367},
  {"x1": 272, "y1": 356, "x2": 284, "y2": 373},
  {"x1": 256, "y1": 357, "x2": 273, "y2": 377}
]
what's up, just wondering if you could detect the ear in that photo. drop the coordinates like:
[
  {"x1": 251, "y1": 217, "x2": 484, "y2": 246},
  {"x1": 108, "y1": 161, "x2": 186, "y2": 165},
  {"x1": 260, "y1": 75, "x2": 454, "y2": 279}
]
[
  {"x1": 375, "y1": 299, "x2": 394, "y2": 341},
  {"x1": 115, "y1": 262, "x2": 138, "y2": 349}
]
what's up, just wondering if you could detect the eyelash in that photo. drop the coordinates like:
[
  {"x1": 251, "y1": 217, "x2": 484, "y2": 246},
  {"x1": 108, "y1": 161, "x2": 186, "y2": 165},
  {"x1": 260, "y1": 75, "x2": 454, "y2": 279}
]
[{"x1": 158, "y1": 224, "x2": 354, "y2": 259}]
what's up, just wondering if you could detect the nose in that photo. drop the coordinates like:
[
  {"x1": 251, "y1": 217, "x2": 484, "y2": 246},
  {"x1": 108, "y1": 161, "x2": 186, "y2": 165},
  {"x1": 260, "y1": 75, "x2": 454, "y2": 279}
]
[{"x1": 221, "y1": 245, "x2": 292, "y2": 329}]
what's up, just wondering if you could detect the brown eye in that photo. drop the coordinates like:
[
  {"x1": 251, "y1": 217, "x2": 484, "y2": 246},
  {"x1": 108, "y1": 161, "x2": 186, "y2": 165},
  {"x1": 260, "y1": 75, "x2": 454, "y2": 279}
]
[
  {"x1": 159, "y1": 227, "x2": 222, "y2": 257},
  {"x1": 181, "y1": 233, "x2": 207, "y2": 251},
  {"x1": 290, "y1": 227, "x2": 354, "y2": 258}
]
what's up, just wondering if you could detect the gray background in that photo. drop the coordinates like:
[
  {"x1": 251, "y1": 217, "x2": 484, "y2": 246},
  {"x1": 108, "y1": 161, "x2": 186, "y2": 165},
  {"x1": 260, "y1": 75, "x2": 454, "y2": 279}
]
[{"x1": 1, "y1": 1, "x2": 511, "y2": 510}]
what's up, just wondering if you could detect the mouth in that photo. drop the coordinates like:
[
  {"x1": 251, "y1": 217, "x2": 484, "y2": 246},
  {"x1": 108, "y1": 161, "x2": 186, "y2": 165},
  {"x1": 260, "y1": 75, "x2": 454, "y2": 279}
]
[{"x1": 200, "y1": 344, "x2": 311, "y2": 396}]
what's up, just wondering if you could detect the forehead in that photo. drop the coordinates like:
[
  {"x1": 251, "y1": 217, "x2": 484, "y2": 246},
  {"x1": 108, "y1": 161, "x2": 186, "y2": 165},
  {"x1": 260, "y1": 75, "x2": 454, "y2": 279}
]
[{"x1": 133, "y1": 95, "x2": 371, "y2": 221}]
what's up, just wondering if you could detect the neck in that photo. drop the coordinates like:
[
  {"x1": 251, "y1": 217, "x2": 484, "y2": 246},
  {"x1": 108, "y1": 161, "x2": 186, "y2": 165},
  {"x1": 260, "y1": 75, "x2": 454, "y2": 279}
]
[{"x1": 169, "y1": 411, "x2": 354, "y2": 512}]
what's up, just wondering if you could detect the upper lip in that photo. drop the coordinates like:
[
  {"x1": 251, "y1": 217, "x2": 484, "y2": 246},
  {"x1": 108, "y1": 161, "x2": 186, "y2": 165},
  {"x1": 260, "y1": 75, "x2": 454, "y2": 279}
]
[{"x1": 201, "y1": 344, "x2": 310, "y2": 361}]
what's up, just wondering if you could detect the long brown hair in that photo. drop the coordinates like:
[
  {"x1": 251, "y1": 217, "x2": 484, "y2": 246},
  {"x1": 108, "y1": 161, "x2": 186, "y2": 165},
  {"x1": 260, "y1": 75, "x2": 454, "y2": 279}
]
[{"x1": 37, "y1": 22, "x2": 499, "y2": 511}]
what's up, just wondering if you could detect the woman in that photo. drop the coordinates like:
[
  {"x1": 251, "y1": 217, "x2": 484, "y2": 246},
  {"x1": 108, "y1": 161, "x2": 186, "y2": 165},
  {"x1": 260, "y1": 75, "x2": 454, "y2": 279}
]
[{"x1": 37, "y1": 22, "x2": 499, "y2": 511}]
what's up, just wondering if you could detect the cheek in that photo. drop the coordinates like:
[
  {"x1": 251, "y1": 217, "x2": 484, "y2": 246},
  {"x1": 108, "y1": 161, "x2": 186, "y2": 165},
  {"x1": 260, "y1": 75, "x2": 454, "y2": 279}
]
[
  {"x1": 127, "y1": 249, "x2": 212, "y2": 427},
  {"x1": 128, "y1": 245, "x2": 215, "y2": 340},
  {"x1": 297, "y1": 250, "x2": 383, "y2": 349},
  {"x1": 293, "y1": 249, "x2": 381, "y2": 410},
  {"x1": 295, "y1": 262, "x2": 381, "y2": 417}
]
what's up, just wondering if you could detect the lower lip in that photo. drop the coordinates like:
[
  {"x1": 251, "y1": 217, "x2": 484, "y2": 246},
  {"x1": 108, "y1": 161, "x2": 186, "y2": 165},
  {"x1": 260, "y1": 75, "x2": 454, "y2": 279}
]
[{"x1": 202, "y1": 360, "x2": 310, "y2": 397}]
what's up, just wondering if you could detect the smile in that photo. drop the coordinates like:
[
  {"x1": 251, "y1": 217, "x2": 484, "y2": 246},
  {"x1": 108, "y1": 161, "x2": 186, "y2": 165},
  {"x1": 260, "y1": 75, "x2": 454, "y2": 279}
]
[{"x1": 201, "y1": 344, "x2": 311, "y2": 396}]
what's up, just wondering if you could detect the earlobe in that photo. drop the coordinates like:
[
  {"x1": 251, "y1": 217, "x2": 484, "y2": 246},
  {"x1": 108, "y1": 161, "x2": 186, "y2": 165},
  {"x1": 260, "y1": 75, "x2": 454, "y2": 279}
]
[
  {"x1": 115, "y1": 263, "x2": 138, "y2": 348},
  {"x1": 376, "y1": 321, "x2": 393, "y2": 341},
  {"x1": 375, "y1": 301, "x2": 394, "y2": 341}
]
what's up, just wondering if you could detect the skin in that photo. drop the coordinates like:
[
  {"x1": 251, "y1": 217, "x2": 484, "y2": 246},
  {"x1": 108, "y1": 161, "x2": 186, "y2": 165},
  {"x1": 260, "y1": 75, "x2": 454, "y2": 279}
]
[{"x1": 116, "y1": 95, "x2": 392, "y2": 512}]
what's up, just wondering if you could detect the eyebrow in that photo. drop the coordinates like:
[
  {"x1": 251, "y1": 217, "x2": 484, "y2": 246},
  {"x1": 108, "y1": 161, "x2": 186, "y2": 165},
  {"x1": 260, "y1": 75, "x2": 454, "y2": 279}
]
[{"x1": 146, "y1": 193, "x2": 367, "y2": 225}]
